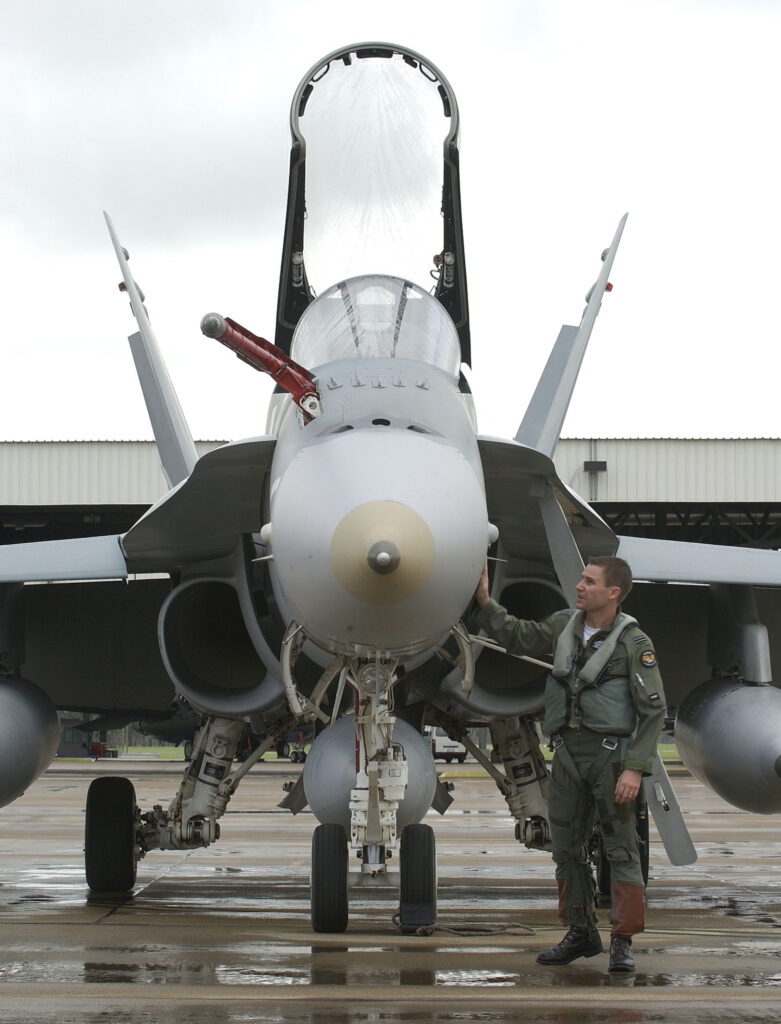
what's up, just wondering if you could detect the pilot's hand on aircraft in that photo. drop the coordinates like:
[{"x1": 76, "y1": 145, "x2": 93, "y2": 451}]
[
  {"x1": 475, "y1": 561, "x2": 490, "y2": 607},
  {"x1": 614, "y1": 768, "x2": 642, "y2": 805}
]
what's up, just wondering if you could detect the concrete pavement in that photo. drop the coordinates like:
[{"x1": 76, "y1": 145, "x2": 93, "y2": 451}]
[{"x1": 0, "y1": 758, "x2": 779, "y2": 1022}]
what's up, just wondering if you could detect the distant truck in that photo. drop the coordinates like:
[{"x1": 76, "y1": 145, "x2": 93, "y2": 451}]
[{"x1": 424, "y1": 725, "x2": 467, "y2": 763}]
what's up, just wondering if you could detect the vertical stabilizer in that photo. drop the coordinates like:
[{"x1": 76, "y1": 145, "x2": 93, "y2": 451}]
[
  {"x1": 515, "y1": 214, "x2": 627, "y2": 458},
  {"x1": 105, "y1": 212, "x2": 198, "y2": 488}
]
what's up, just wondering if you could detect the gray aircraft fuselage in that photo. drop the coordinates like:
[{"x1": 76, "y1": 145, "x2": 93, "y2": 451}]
[{"x1": 266, "y1": 276, "x2": 489, "y2": 663}]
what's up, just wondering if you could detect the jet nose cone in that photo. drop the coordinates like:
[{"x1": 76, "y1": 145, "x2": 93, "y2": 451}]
[
  {"x1": 268, "y1": 428, "x2": 488, "y2": 656},
  {"x1": 367, "y1": 541, "x2": 400, "y2": 575},
  {"x1": 330, "y1": 501, "x2": 434, "y2": 604}
]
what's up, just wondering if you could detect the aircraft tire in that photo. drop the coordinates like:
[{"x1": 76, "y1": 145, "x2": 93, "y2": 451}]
[
  {"x1": 85, "y1": 777, "x2": 138, "y2": 892},
  {"x1": 311, "y1": 823, "x2": 348, "y2": 933},
  {"x1": 398, "y1": 823, "x2": 436, "y2": 933},
  {"x1": 279, "y1": 742, "x2": 290, "y2": 759},
  {"x1": 457, "y1": 754, "x2": 466, "y2": 763}
]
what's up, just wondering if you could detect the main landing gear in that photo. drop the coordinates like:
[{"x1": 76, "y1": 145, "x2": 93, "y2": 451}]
[
  {"x1": 82, "y1": 715, "x2": 295, "y2": 894},
  {"x1": 84, "y1": 776, "x2": 140, "y2": 892}
]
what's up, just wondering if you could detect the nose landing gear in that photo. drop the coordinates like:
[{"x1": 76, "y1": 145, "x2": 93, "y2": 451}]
[
  {"x1": 398, "y1": 822, "x2": 436, "y2": 934},
  {"x1": 311, "y1": 822, "x2": 349, "y2": 933}
]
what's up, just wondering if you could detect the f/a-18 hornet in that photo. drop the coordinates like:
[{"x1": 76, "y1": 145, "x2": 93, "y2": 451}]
[{"x1": 3, "y1": 42, "x2": 781, "y2": 933}]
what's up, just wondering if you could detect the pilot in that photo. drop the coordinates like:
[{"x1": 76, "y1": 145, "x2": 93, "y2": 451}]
[{"x1": 473, "y1": 555, "x2": 666, "y2": 973}]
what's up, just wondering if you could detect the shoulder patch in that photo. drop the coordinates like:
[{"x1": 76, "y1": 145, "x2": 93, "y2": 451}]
[
  {"x1": 633, "y1": 634, "x2": 649, "y2": 645},
  {"x1": 640, "y1": 649, "x2": 657, "y2": 668},
  {"x1": 561, "y1": 609, "x2": 575, "y2": 617}
]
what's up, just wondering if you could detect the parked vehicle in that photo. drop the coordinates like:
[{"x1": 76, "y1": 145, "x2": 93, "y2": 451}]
[{"x1": 424, "y1": 726, "x2": 467, "y2": 763}]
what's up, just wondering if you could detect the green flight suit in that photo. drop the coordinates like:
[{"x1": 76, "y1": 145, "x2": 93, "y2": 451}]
[{"x1": 474, "y1": 599, "x2": 666, "y2": 935}]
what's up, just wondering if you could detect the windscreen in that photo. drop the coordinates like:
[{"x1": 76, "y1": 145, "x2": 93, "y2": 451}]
[{"x1": 290, "y1": 275, "x2": 461, "y2": 376}]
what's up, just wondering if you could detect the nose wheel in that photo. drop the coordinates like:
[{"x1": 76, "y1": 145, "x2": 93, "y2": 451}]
[
  {"x1": 398, "y1": 823, "x2": 436, "y2": 933},
  {"x1": 311, "y1": 823, "x2": 349, "y2": 933}
]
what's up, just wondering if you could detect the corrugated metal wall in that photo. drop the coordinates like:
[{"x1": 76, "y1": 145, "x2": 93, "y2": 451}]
[
  {"x1": 554, "y1": 439, "x2": 781, "y2": 503},
  {"x1": 0, "y1": 441, "x2": 223, "y2": 505},
  {"x1": 1, "y1": 438, "x2": 780, "y2": 505}
]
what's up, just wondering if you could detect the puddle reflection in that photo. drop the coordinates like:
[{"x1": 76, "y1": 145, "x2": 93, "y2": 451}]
[
  {"x1": 2, "y1": 949, "x2": 780, "y2": 991},
  {"x1": 14, "y1": 1005, "x2": 778, "y2": 1024}
]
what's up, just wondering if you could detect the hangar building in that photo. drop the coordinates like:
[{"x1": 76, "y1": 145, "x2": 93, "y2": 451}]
[{"x1": 1, "y1": 438, "x2": 780, "y2": 550}]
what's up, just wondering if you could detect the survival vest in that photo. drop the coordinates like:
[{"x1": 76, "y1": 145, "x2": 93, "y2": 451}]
[{"x1": 543, "y1": 611, "x2": 638, "y2": 736}]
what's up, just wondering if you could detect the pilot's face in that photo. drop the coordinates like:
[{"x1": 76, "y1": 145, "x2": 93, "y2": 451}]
[{"x1": 575, "y1": 564, "x2": 620, "y2": 614}]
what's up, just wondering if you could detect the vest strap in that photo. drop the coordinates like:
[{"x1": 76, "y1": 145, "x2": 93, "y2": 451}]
[
  {"x1": 552, "y1": 611, "x2": 638, "y2": 687},
  {"x1": 551, "y1": 733, "x2": 623, "y2": 792}
]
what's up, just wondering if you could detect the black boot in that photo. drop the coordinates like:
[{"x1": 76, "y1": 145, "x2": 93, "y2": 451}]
[
  {"x1": 536, "y1": 926, "x2": 603, "y2": 965},
  {"x1": 609, "y1": 934, "x2": 635, "y2": 972}
]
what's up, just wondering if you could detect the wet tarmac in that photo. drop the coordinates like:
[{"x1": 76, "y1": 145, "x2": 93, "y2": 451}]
[{"x1": 0, "y1": 758, "x2": 780, "y2": 1022}]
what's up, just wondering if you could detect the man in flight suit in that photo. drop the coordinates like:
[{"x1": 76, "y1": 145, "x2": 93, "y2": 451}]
[{"x1": 474, "y1": 555, "x2": 666, "y2": 972}]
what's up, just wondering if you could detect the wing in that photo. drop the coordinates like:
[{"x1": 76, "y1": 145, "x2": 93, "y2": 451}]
[
  {"x1": 123, "y1": 436, "x2": 276, "y2": 571},
  {"x1": 0, "y1": 434, "x2": 278, "y2": 706},
  {"x1": 0, "y1": 534, "x2": 128, "y2": 584},
  {"x1": 618, "y1": 534, "x2": 781, "y2": 586},
  {"x1": 478, "y1": 435, "x2": 616, "y2": 580}
]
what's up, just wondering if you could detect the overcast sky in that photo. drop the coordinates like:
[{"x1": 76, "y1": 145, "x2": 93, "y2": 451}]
[{"x1": 3, "y1": 0, "x2": 781, "y2": 443}]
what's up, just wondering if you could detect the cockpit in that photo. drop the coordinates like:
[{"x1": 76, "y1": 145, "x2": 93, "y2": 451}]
[
  {"x1": 275, "y1": 44, "x2": 470, "y2": 365},
  {"x1": 289, "y1": 275, "x2": 462, "y2": 377}
]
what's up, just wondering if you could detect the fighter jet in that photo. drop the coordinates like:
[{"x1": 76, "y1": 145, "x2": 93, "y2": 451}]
[{"x1": 2, "y1": 42, "x2": 781, "y2": 934}]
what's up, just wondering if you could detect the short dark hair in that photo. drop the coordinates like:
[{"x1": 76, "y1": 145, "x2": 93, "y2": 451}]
[{"x1": 587, "y1": 555, "x2": 633, "y2": 602}]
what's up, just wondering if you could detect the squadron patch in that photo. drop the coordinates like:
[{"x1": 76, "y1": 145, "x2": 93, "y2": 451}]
[{"x1": 640, "y1": 650, "x2": 657, "y2": 668}]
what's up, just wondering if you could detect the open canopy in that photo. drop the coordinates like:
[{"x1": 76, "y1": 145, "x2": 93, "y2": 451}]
[{"x1": 275, "y1": 43, "x2": 470, "y2": 365}]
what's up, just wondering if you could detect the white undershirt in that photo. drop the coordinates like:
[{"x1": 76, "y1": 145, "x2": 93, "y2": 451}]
[{"x1": 582, "y1": 623, "x2": 600, "y2": 647}]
